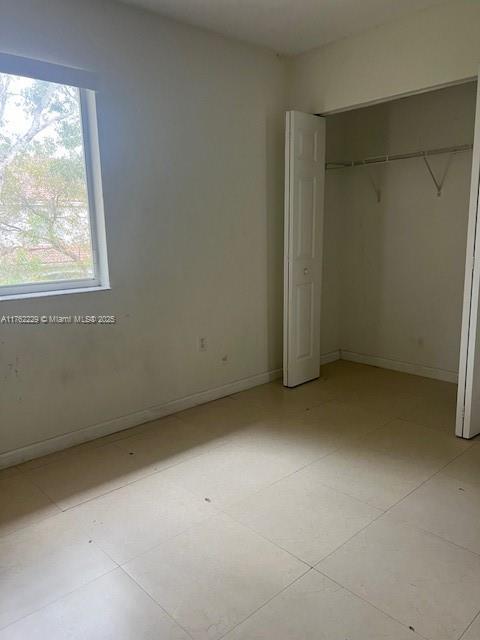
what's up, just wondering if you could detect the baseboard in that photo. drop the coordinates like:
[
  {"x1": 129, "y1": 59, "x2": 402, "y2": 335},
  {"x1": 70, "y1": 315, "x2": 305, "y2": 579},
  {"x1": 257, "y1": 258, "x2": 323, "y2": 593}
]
[
  {"x1": 3, "y1": 348, "x2": 452, "y2": 469},
  {"x1": 340, "y1": 350, "x2": 458, "y2": 383},
  {"x1": 320, "y1": 350, "x2": 341, "y2": 365},
  {"x1": 0, "y1": 367, "x2": 282, "y2": 470}
]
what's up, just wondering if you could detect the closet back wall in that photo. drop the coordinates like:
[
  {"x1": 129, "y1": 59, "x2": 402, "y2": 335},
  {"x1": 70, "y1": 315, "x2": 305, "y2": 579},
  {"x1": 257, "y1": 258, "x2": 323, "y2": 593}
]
[{"x1": 325, "y1": 82, "x2": 477, "y2": 379}]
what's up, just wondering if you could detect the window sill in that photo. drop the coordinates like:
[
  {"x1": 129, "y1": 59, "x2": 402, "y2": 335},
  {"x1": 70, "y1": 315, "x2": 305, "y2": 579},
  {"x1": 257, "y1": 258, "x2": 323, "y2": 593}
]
[{"x1": 0, "y1": 284, "x2": 111, "y2": 302}]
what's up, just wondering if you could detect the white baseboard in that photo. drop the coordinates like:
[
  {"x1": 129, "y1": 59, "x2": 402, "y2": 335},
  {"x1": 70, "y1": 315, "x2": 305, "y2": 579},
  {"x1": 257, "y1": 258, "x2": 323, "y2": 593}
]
[
  {"x1": 340, "y1": 350, "x2": 458, "y2": 383},
  {"x1": 2, "y1": 348, "x2": 454, "y2": 470},
  {"x1": 320, "y1": 350, "x2": 341, "y2": 365},
  {"x1": 0, "y1": 368, "x2": 282, "y2": 470}
]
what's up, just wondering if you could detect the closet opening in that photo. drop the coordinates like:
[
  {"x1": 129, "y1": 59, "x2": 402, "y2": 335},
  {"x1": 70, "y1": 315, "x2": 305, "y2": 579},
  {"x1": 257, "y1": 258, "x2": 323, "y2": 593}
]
[
  {"x1": 283, "y1": 80, "x2": 480, "y2": 439},
  {"x1": 324, "y1": 81, "x2": 477, "y2": 436}
]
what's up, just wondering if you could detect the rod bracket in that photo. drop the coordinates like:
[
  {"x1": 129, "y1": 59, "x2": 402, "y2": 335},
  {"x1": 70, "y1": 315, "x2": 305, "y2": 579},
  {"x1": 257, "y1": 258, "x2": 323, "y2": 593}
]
[
  {"x1": 423, "y1": 153, "x2": 454, "y2": 197},
  {"x1": 364, "y1": 163, "x2": 381, "y2": 203}
]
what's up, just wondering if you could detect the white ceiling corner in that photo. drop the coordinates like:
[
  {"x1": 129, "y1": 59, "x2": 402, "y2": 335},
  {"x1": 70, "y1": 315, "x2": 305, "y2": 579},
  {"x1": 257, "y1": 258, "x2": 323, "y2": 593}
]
[{"x1": 117, "y1": 0, "x2": 447, "y2": 55}]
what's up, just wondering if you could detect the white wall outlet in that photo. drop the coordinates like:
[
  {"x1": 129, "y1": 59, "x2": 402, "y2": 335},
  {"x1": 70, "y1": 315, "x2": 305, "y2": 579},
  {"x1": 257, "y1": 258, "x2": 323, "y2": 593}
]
[{"x1": 198, "y1": 337, "x2": 208, "y2": 352}]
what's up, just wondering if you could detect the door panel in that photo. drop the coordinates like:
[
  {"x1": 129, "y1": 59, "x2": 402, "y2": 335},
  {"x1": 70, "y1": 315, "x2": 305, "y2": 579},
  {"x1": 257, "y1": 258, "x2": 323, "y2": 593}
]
[
  {"x1": 297, "y1": 177, "x2": 316, "y2": 258},
  {"x1": 284, "y1": 111, "x2": 325, "y2": 387},
  {"x1": 295, "y1": 282, "x2": 314, "y2": 359},
  {"x1": 457, "y1": 77, "x2": 480, "y2": 438}
]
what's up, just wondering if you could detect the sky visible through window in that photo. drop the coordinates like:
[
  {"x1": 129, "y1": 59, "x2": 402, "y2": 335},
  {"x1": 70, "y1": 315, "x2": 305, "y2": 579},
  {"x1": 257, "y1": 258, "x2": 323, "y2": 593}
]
[{"x1": 0, "y1": 72, "x2": 94, "y2": 287}]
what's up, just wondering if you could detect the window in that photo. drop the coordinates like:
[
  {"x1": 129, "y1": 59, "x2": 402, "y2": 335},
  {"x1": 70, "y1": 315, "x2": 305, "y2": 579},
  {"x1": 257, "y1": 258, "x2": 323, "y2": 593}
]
[{"x1": 0, "y1": 54, "x2": 108, "y2": 299}]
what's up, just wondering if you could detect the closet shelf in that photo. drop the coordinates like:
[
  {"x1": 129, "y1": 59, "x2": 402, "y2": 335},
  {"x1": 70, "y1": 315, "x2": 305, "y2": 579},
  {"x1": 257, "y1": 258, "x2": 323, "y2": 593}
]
[
  {"x1": 325, "y1": 143, "x2": 473, "y2": 170},
  {"x1": 326, "y1": 143, "x2": 474, "y2": 200}
]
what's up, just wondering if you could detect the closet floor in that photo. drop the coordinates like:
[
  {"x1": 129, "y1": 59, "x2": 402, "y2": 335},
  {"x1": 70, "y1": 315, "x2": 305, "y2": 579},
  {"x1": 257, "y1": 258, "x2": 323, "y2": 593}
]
[{"x1": 1, "y1": 361, "x2": 480, "y2": 640}]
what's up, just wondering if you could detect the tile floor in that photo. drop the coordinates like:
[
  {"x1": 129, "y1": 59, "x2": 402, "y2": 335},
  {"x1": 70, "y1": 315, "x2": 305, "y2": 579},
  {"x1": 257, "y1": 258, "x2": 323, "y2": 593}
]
[{"x1": 1, "y1": 360, "x2": 480, "y2": 640}]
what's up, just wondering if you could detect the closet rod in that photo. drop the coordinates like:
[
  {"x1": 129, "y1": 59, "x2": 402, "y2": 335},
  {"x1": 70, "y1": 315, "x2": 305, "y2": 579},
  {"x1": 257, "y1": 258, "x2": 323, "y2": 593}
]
[{"x1": 325, "y1": 143, "x2": 473, "y2": 170}]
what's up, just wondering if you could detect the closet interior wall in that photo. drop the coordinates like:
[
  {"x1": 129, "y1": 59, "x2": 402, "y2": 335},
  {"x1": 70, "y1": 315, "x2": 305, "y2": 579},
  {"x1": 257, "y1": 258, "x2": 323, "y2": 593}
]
[{"x1": 322, "y1": 81, "x2": 477, "y2": 380}]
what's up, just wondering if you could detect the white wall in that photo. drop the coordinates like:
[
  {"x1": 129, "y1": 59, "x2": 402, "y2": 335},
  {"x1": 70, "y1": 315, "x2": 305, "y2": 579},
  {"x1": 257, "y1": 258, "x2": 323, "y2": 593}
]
[
  {"x1": 289, "y1": 0, "x2": 480, "y2": 114},
  {"x1": 0, "y1": 0, "x2": 288, "y2": 457},
  {"x1": 325, "y1": 82, "x2": 476, "y2": 377}
]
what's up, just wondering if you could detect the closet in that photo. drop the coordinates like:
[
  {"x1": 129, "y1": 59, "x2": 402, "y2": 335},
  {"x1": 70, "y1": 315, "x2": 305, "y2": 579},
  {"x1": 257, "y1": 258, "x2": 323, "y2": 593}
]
[{"x1": 284, "y1": 81, "x2": 480, "y2": 438}]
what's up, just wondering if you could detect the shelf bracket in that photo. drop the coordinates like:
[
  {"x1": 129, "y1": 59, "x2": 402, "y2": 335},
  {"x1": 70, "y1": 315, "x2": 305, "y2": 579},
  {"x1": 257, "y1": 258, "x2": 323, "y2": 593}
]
[
  {"x1": 364, "y1": 163, "x2": 382, "y2": 203},
  {"x1": 423, "y1": 153, "x2": 454, "y2": 197}
]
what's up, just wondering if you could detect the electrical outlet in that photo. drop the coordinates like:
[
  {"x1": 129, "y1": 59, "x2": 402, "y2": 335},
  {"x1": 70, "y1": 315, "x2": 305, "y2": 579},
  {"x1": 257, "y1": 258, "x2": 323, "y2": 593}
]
[{"x1": 198, "y1": 337, "x2": 208, "y2": 352}]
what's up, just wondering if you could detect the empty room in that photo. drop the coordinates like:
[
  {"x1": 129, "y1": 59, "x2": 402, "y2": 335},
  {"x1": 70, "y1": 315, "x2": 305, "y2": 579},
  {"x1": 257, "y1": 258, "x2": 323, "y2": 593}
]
[{"x1": 2, "y1": 0, "x2": 480, "y2": 639}]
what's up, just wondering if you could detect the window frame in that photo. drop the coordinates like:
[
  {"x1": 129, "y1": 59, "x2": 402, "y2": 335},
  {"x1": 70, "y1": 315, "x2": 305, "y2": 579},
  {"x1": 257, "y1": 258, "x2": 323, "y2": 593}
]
[{"x1": 0, "y1": 54, "x2": 110, "y2": 301}]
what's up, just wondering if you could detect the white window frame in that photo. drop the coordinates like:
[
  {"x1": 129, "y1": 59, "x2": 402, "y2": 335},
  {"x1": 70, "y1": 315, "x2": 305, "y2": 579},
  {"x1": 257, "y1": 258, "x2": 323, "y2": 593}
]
[{"x1": 0, "y1": 53, "x2": 110, "y2": 301}]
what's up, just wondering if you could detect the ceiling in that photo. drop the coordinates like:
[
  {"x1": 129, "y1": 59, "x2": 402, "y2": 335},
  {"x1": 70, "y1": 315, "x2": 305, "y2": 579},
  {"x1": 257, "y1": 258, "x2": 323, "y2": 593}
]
[{"x1": 118, "y1": 0, "x2": 447, "y2": 55}]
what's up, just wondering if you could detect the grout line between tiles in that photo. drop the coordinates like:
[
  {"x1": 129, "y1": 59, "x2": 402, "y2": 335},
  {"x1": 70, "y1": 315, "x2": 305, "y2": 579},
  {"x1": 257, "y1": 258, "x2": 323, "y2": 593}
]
[
  {"x1": 305, "y1": 442, "x2": 480, "y2": 640},
  {"x1": 106, "y1": 507, "x2": 223, "y2": 568},
  {"x1": 312, "y1": 438, "x2": 479, "y2": 570},
  {"x1": 119, "y1": 566, "x2": 195, "y2": 640},
  {"x1": 6, "y1": 381, "x2": 465, "y2": 556},
  {"x1": 1, "y1": 366, "x2": 471, "y2": 639},
  {"x1": 217, "y1": 511, "x2": 315, "y2": 569},
  {"x1": 20, "y1": 437, "x2": 234, "y2": 514},
  {"x1": 459, "y1": 609, "x2": 480, "y2": 640},
  {"x1": 214, "y1": 566, "x2": 313, "y2": 640},
  {"x1": 313, "y1": 567, "x2": 429, "y2": 640},
  {"x1": 0, "y1": 564, "x2": 120, "y2": 633}
]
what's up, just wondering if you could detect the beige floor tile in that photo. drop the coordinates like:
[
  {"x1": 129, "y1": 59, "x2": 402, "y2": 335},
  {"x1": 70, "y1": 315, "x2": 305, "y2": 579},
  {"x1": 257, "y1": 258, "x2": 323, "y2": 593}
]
[
  {"x1": 0, "y1": 569, "x2": 189, "y2": 640},
  {"x1": 217, "y1": 399, "x2": 391, "y2": 472},
  {"x1": 321, "y1": 360, "x2": 411, "y2": 389},
  {"x1": 0, "y1": 475, "x2": 60, "y2": 538},
  {"x1": 339, "y1": 391, "x2": 421, "y2": 422},
  {"x1": 293, "y1": 398, "x2": 391, "y2": 433},
  {"x1": 219, "y1": 423, "x2": 331, "y2": 470},
  {"x1": 81, "y1": 420, "x2": 168, "y2": 447},
  {"x1": 389, "y1": 473, "x2": 480, "y2": 554},
  {"x1": 322, "y1": 361, "x2": 453, "y2": 401},
  {"x1": 70, "y1": 472, "x2": 216, "y2": 564},
  {"x1": 207, "y1": 413, "x2": 325, "y2": 463},
  {"x1": 24, "y1": 443, "x2": 156, "y2": 510},
  {"x1": 1, "y1": 362, "x2": 471, "y2": 639},
  {"x1": 322, "y1": 389, "x2": 419, "y2": 422},
  {"x1": 355, "y1": 366, "x2": 455, "y2": 400},
  {"x1": 115, "y1": 414, "x2": 233, "y2": 472},
  {"x1": 163, "y1": 397, "x2": 393, "y2": 510},
  {"x1": 296, "y1": 447, "x2": 435, "y2": 510},
  {"x1": 211, "y1": 416, "x2": 338, "y2": 469},
  {"x1": 0, "y1": 511, "x2": 115, "y2": 630},
  {"x1": 316, "y1": 365, "x2": 421, "y2": 420},
  {"x1": 225, "y1": 466, "x2": 381, "y2": 565},
  {"x1": 17, "y1": 443, "x2": 96, "y2": 471},
  {"x1": 400, "y1": 392, "x2": 457, "y2": 434},
  {"x1": 320, "y1": 360, "x2": 380, "y2": 383},
  {"x1": 442, "y1": 443, "x2": 480, "y2": 487},
  {"x1": 159, "y1": 438, "x2": 303, "y2": 507},
  {"x1": 224, "y1": 569, "x2": 418, "y2": 640},
  {"x1": 462, "y1": 613, "x2": 480, "y2": 640},
  {"x1": 275, "y1": 399, "x2": 390, "y2": 443},
  {"x1": 318, "y1": 515, "x2": 480, "y2": 640},
  {"x1": 347, "y1": 419, "x2": 470, "y2": 467},
  {"x1": 15, "y1": 426, "x2": 155, "y2": 472},
  {"x1": 176, "y1": 397, "x2": 259, "y2": 431},
  {"x1": 16, "y1": 421, "x2": 171, "y2": 473},
  {"x1": 16, "y1": 412, "x2": 226, "y2": 474},
  {"x1": 0, "y1": 467, "x2": 20, "y2": 480},
  {"x1": 229, "y1": 379, "x2": 333, "y2": 416},
  {"x1": 124, "y1": 514, "x2": 307, "y2": 640}
]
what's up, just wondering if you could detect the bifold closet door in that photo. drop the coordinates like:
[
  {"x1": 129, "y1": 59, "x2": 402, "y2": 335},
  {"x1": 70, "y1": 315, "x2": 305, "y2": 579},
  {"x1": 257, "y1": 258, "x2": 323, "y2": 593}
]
[
  {"x1": 283, "y1": 111, "x2": 325, "y2": 387},
  {"x1": 457, "y1": 76, "x2": 480, "y2": 438}
]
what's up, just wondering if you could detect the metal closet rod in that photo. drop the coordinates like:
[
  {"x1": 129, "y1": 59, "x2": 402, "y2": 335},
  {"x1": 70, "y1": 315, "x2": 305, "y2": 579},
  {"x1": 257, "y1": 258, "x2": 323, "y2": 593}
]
[{"x1": 325, "y1": 143, "x2": 473, "y2": 170}]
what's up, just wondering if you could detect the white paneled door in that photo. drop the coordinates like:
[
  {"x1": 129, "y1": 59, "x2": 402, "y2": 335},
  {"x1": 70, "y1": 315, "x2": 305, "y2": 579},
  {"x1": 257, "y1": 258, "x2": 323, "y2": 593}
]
[
  {"x1": 457, "y1": 77, "x2": 480, "y2": 439},
  {"x1": 283, "y1": 111, "x2": 326, "y2": 388}
]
